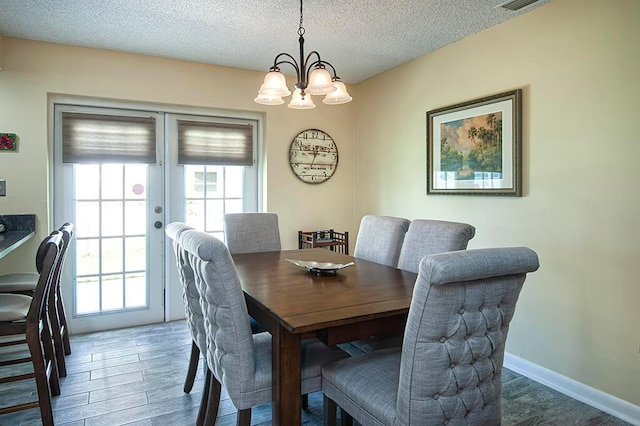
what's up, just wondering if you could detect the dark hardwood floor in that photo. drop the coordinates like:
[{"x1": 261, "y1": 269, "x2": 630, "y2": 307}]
[{"x1": 0, "y1": 320, "x2": 630, "y2": 425}]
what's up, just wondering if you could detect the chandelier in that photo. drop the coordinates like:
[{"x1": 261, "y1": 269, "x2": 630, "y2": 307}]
[{"x1": 254, "y1": 0, "x2": 352, "y2": 109}]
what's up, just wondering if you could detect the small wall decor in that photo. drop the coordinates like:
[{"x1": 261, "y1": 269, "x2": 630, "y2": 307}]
[
  {"x1": 426, "y1": 89, "x2": 522, "y2": 196},
  {"x1": 0, "y1": 133, "x2": 17, "y2": 151}
]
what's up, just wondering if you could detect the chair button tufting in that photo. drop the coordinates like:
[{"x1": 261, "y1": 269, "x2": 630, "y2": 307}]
[
  {"x1": 433, "y1": 393, "x2": 440, "y2": 400},
  {"x1": 444, "y1": 419, "x2": 450, "y2": 424},
  {"x1": 458, "y1": 308, "x2": 464, "y2": 314},
  {"x1": 464, "y1": 334, "x2": 470, "y2": 340},
  {"x1": 439, "y1": 337, "x2": 446, "y2": 343},
  {"x1": 449, "y1": 363, "x2": 456, "y2": 368}
]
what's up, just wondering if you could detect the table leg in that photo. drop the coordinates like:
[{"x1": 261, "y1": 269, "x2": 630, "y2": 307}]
[{"x1": 272, "y1": 323, "x2": 302, "y2": 425}]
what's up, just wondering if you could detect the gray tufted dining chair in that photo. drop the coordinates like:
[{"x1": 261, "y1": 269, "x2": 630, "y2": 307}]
[
  {"x1": 177, "y1": 228, "x2": 348, "y2": 425},
  {"x1": 223, "y1": 213, "x2": 281, "y2": 254},
  {"x1": 353, "y1": 215, "x2": 410, "y2": 267},
  {"x1": 348, "y1": 219, "x2": 477, "y2": 355},
  {"x1": 165, "y1": 222, "x2": 204, "y2": 395},
  {"x1": 397, "y1": 219, "x2": 476, "y2": 274},
  {"x1": 323, "y1": 247, "x2": 540, "y2": 426}
]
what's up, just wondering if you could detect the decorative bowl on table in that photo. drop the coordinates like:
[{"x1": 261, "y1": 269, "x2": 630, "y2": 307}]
[{"x1": 286, "y1": 258, "x2": 354, "y2": 275}]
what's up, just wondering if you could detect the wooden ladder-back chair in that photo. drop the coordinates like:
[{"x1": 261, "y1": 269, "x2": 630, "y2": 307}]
[
  {"x1": 48, "y1": 223, "x2": 74, "y2": 377},
  {"x1": 0, "y1": 232, "x2": 63, "y2": 425},
  {"x1": 0, "y1": 223, "x2": 75, "y2": 377}
]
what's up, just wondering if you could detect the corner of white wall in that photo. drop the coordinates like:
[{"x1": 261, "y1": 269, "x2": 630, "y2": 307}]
[{"x1": 504, "y1": 352, "x2": 640, "y2": 426}]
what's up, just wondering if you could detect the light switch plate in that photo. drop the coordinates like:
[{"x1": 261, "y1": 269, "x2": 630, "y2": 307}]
[{"x1": 0, "y1": 180, "x2": 6, "y2": 196}]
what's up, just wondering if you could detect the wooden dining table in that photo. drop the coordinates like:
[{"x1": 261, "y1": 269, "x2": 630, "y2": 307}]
[{"x1": 232, "y1": 248, "x2": 418, "y2": 426}]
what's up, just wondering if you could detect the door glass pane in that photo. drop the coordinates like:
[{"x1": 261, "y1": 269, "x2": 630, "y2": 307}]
[
  {"x1": 125, "y1": 273, "x2": 146, "y2": 308},
  {"x1": 75, "y1": 165, "x2": 100, "y2": 199},
  {"x1": 125, "y1": 236, "x2": 146, "y2": 271},
  {"x1": 186, "y1": 199, "x2": 205, "y2": 229},
  {"x1": 76, "y1": 202, "x2": 100, "y2": 238},
  {"x1": 124, "y1": 201, "x2": 146, "y2": 235},
  {"x1": 206, "y1": 200, "x2": 224, "y2": 232},
  {"x1": 76, "y1": 277, "x2": 100, "y2": 315},
  {"x1": 101, "y1": 201, "x2": 123, "y2": 237},
  {"x1": 225, "y1": 167, "x2": 243, "y2": 198},
  {"x1": 101, "y1": 164, "x2": 124, "y2": 199},
  {"x1": 125, "y1": 165, "x2": 147, "y2": 200},
  {"x1": 102, "y1": 237, "x2": 123, "y2": 274},
  {"x1": 102, "y1": 275, "x2": 124, "y2": 311},
  {"x1": 76, "y1": 238, "x2": 99, "y2": 276},
  {"x1": 185, "y1": 165, "x2": 205, "y2": 198}
]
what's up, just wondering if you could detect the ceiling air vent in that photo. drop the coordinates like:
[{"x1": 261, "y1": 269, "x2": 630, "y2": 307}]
[{"x1": 496, "y1": 0, "x2": 541, "y2": 11}]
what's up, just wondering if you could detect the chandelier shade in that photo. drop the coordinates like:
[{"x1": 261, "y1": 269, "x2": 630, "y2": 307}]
[
  {"x1": 288, "y1": 89, "x2": 316, "y2": 109},
  {"x1": 259, "y1": 72, "x2": 291, "y2": 97},
  {"x1": 254, "y1": 91, "x2": 285, "y2": 105},
  {"x1": 254, "y1": 0, "x2": 351, "y2": 108},
  {"x1": 323, "y1": 81, "x2": 353, "y2": 105},
  {"x1": 306, "y1": 67, "x2": 337, "y2": 95}
]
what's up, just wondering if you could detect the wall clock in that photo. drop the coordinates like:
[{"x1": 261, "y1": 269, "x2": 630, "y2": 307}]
[{"x1": 288, "y1": 129, "x2": 338, "y2": 184}]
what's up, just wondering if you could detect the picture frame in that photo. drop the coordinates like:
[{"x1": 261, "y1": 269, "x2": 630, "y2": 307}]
[
  {"x1": 0, "y1": 133, "x2": 17, "y2": 151},
  {"x1": 426, "y1": 89, "x2": 522, "y2": 196}
]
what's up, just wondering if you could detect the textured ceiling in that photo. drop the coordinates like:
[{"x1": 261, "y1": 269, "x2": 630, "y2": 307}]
[{"x1": 0, "y1": 0, "x2": 554, "y2": 83}]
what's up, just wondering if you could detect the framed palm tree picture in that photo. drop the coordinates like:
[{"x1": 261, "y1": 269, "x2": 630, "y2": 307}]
[{"x1": 426, "y1": 89, "x2": 522, "y2": 196}]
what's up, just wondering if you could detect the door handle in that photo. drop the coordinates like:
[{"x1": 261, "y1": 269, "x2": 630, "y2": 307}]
[{"x1": 154, "y1": 221, "x2": 163, "y2": 229}]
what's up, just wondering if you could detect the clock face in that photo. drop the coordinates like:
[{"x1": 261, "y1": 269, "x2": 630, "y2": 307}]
[{"x1": 289, "y1": 129, "x2": 338, "y2": 184}]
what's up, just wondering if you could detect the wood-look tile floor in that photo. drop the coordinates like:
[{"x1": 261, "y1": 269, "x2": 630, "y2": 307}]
[{"x1": 0, "y1": 320, "x2": 631, "y2": 425}]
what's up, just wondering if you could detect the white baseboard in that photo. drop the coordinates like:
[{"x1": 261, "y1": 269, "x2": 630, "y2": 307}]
[{"x1": 504, "y1": 353, "x2": 640, "y2": 426}]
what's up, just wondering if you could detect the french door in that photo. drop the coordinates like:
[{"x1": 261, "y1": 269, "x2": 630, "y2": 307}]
[
  {"x1": 53, "y1": 102, "x2": 260, "y2": 333},
  {"x1": 53, "y1": 105, "x2": 165, "y2": 333}
]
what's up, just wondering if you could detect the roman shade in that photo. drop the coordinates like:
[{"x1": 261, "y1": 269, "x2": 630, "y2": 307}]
[
  {"x1": 62, "y1": 112, "x2": 157, "y2": 164},
  {"x1": 177, "y1": 120, "x2": 253, "y2": 166}
]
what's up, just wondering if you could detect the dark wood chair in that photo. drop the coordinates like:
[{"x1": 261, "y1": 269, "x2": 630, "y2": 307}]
[
  {"x1": 48, "y1": 223, "x2": 74, "y2": 376},
  {"x1": 0, "y1": 223, "x2": 74, "y2": 377},
  {"x1": 0, "y1": 232, "x2": 63, "y2": 425}
]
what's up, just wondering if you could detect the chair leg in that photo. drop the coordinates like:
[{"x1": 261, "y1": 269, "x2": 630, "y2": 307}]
[
  {"x1": 184, "y1": 340, "x2": 200, "y2": 393},
  {"x1": 203, "y1": 373, "x2": 222, "y2": 426},
  {"x1": 197, "y1": 368, "x2": 212, "y2": 426},
  {"x1": 236, "y1": 409, "x2": 251, "y2": 426},
  {"x1": 27, "y1": 329, "x2": 55, "y2": 426},
  {"x1": 324, "y1": 394, "x2": 337, "y2": 426},
  {"x1": 340, "y1": 408, "x2": 354, "y2": 426},
  {"x1": 57, "y1": 286, "x2": 72, "y2": 355}
]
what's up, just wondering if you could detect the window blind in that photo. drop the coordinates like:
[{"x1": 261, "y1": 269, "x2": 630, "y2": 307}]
[
  {"x1": 177, "y1": 120, "x2": 253, "y2": 166},
  {"x1": 62, "y1": 112, "x2": 156, "y2": 164}
]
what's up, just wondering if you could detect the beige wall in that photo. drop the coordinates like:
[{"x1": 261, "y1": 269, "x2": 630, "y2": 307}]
[
  {"x1": 354, "y1": 0, "x2": 639, "y2": 407},
  {"x1": 0, "y1": 38, "x2": 356, "y2": 273}
]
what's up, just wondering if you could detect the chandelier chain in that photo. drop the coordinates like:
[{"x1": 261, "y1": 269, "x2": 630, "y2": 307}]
[{"x1": 298, "y1": 0, "x2": 305, "y2": 37}]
